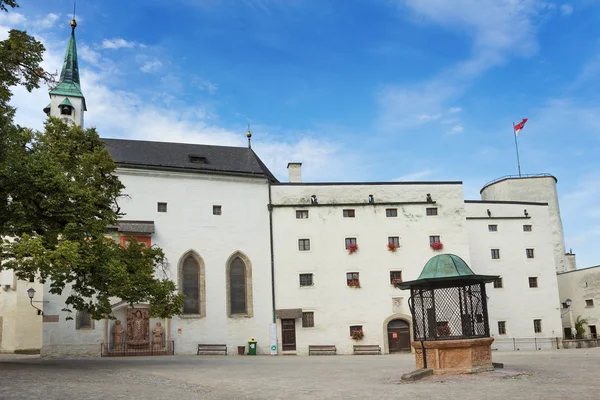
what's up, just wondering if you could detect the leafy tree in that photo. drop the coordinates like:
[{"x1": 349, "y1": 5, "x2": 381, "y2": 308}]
[
  {"x1": 0, "y1": 3, "x2": 184, "y2": 319},
  {"x1": 575, "y1": 316, "x2": 589, "y2": 339}
]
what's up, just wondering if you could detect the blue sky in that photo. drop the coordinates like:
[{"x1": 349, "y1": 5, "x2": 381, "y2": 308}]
[{"x1": 1, "y1": 0, "x2": 599, "y2": 268}]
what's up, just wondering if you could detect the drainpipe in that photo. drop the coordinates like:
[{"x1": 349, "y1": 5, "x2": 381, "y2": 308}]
[{"x1": 268, "y1": 181, "x2": 276, "y2": 323}]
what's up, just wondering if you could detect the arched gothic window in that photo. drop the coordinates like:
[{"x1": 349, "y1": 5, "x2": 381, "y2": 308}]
[
  {"x1": 178, "y1": 252, "x2": 206, "y2": 317},
  {"x1": 227, "y1": 253, "x2": 253, "y2": 317}
]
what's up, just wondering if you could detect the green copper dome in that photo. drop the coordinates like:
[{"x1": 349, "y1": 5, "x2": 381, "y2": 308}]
[
  {"x1": 396, "y1": 253, "x2": 498, "y2": 289},
  {"x1": 417, "y1": 254, "x2": 475, "y2": 280}
]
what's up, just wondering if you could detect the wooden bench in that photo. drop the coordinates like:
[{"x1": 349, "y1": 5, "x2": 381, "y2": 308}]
[
  {"x1": 308, "y1": 345, "x2": 337, "y2": 355},
  {"x1": 353, "y1": 344, "x2": 381, "y2": 355},
  {"x1": 197, "y1": 344, "x2": 227, "y2": 355}
]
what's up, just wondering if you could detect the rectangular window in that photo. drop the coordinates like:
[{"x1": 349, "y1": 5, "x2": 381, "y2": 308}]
[
  {"x1": 523, "y1": 225, "x2": 533, "y2": 232},
  {"x1": 157, "y1": 202, "x2": 167, "y2": 212},
  {"x1": 429, "y1": 235, "x2": 440, "y2": 244},
  {"x1": 529, "y1": 277, "x2": 538, "y2": 288},
  {"x1": 76, "y1": 311, "x2": 93, "y2": 330},
  {"x1": 498, "y1": 321, "x2": 506, "y2": 335},
  {"x1": 299, "y1": 273, "x2": 313, "y2": 287},
  {"x1": 349, "y1": 325, "x2": 363, "y2": 336},
  {"x1": 388, "y1": 236, "x2": 400, "y2": 247},
  {"x1": 345, "y1": 237, "x2": 357, "y2": 249},
  {"x1": 586, "y1": 299, "x2": 594, "y2": 307},
  {"x1": 426, "y1": 208, "x2": 438, "y2": 216},
  {"x1": 491, "y1": 249, "x2": 500, "y2": 259},
  {"x1": 346, "y1": 272, "x2": 359, "y2": 286},
  {"x1": 493, "y1": 278, "x2": 503, "y2": 288},
  {"x1": 488, "y1": 224, "x2": 497, "y2": 232},
  {"x1": 302, "y1": 312, "x2": 315, "y2": 328},
  {"x1": 343, "y1": 209, "x2": 355, "y2": 218},
  {"x1": 390, "y1": 271, "x2": 402, "y2": 285},
  {"x1": 213, "y1": 205, "x2": 222, "y2": 215},
  {"x1": 533, "y1": 319, "x2": 542, "y2": 333},
  {"x1": 386, "y1": 208, "x2": 398, "y2": 217},
  {"x1": 526, "y1": 248, "x2": 535, "y2": 259},
  {"x1": 298, "y1": 239, "x2": 310, "y2": 251},
  {"x1": 296, "y1": 210, "x2": 309, "y2": 219}
]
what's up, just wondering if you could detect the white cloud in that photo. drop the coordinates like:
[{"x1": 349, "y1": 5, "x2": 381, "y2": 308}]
[
  {"x1": 418, "y1": 113, "x2": 441, "y2": 121},
  {"x1": 80, "y1": 45, "x2": 101, "y2": 66},
  {"x1": 195, "y1": 78, "x2": 218, "y2": 95},
  {"x1": 101, "y1": 38, "x2": 138, "y2": 49},
  {"x1": 0, "y1": 11, "x2": 26, "y2": 26},
  {"x1": 31, "y1": 13, "x2": 60, "y2": 29},
  {"x1": 447, "y1": 124, "x2": 464, "y2": 135},
  {"x1": 449, "y1": 107, "x2": 462, "y2": 113},
  {"x1": 560, "y1": 4, "x2": 573, "y2": 16},
  {"x1": 140, "y1": 59, "x2": 163, "y2": 73}
]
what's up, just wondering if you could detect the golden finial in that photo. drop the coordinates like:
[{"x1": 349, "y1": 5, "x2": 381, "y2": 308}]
[
  {"x1": 247, "y1": 124, "x2": 252, "y2": 148},
  {"x1": 70, "y1": 2, "x2": 77, "y2": 31}
]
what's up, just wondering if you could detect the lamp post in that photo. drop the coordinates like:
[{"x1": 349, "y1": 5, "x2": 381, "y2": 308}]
[
  {"x1": 565, "y1": 298, "x2": 576, "y2": 339},
  {"x1": 27, "y1": 287, "x2": 44, "y2": 315}
]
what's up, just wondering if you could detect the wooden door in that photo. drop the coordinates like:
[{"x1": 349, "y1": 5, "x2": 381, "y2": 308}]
[
  {"x1": 281, "y1": 319, "x2": 296, "y2": 351},
  {"x1": 388, "y1": 320, "x2": 410, "y2": 353}
]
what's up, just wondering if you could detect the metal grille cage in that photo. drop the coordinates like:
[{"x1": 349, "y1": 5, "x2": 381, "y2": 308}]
[{"x1": 409, "y1": 283, "x2": 490, "y2": 341}]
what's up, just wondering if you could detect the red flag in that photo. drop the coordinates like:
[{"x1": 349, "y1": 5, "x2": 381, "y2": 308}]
[{"x1": 514, "y1": 118, "x2": 528, "y2": 136}]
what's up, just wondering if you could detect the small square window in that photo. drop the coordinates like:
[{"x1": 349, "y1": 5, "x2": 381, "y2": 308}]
[
  {"x1": 533, "y1": 319, "x2": 542, "y2": 333},
  {"x1": 429, "y1": 235, "x2": 440, "y2": 244},
  {"x1": 491, "y1": 249, "x2": 500, "y2": 259},
  {"x1": 390, "y1": 271, "x2": 402, "y2": 285},
  {"x1": 29, "y1": 276, "x2": 35, "y2": 283},
  {"x1": 213, "y1": 205, "x2": 222, "y2": 215},
  {"x1": 298, "y1": 239, "x2": 310, "y2": 251},
  {"x1": 299, "y1": 273, "x2": 313, "y2": 287},
  {"x1": 343, "y1": 209, "x2": 355, "y2": 218},
  {"x1": 346, "y1": 272, "x2": 359, "y2": 286},
  {"x1": 526, "y1": 248, "x2": 534, "y2": 259},
  {"x1": 157, "y1": 202, "x2": 167, "y2": 212},
  {"x1": 498, "y1": 321, "x2": 506, "y2": 335},
  {"x1": 488, "y1": 224, "x2": 497, "y2": 232},
  {"x1": 386, "y1": 208, "x2": 398, "y2": 217},
  {"x1": 388, "y1": 236, "x2": 400, "y2": 247},
  {"x1": 493, "y1": 277, "x2": 503, "y2": 288},
  {"x1": 529, "y1": 277, "x2": 538, "y2": 288},
  {"x1": 302, "y1": 312, "x2": 314, "y2": 328},
  {"x1": 586, "y1": 299, "x2": 594, "y2": 307},
  {"x1": 345, "y1": 237, "x2": 357, "y2": 249},
  {"x1": 562, "y1": 302, "x2": 569, "y2": 309},
  {"x1": 523, "y1": 225, "x2": 532, "y2": 232},
  {"x1": 349, "y1": 325, "x2": 363, "y2": 336},
  {"x1": 426, "y1": 208, "x2": 438, "y2": 216},
  {"x1": 296, "y1": 210, "x2": 309, "y2": 219}
]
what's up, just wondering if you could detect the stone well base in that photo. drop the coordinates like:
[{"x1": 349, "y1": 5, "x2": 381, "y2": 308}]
[{"x1": 412, "y1": 337, "x2": 494, "y2": 375}]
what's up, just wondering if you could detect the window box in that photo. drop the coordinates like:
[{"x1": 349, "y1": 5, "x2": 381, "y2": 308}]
[
  {"x1": 430, "y1": 241, "x2": 443, "y2": 251},
  {"x1": 347, "y1": 243, "x2": 359, "y2": 254},
  {"x1": 347, "y1": 279, "x2": 361, "y2": 288},
  {"x1": 350, "y1": 327, "x2": 364, "y2": 340},
  {"x1": 387, "y1": 242, "x2": 399, "y2": 252}
]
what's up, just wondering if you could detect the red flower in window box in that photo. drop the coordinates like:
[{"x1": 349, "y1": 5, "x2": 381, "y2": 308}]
[
  {"x1": 430, "y1": 241, "x2": 443, "y2": 251},
  {"x1": 391, "y1": 278, "x2": 403, "y2": 286},
  {"x1": 347, "y1": 280, "x2": 361, "y2": 288},
  {"x1": 350, "y1": 329, "x2": 364, "y2": 340},
  {"x1": 387, "y1": 242, "x2": 399, "y2": 252},
  {"x1": 347, "y1": 243, "x2": 359, "y2": 254}
]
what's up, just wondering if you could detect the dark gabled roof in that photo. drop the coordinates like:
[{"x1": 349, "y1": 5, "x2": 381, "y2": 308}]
[{"x1": 101, "y1": 138, "x2": 278, "y2": 183}]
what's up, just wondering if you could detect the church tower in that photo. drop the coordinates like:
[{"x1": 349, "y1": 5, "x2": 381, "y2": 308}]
[{"x1": 43, "y1": 18, "x2": 86, "y2": 127}]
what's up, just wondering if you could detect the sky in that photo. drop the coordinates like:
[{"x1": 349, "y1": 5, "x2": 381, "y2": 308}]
[{"x1": 1, "y1": 0, "x2": 599, "y2": 268}]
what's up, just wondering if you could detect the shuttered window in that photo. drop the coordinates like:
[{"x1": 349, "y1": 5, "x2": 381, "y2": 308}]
[
  {"x1": 230, "y1": 257, "x2": 247, "y2": 314},
  {"x1": 182, "y1": 256, "x2": 200, "y2": 314}
]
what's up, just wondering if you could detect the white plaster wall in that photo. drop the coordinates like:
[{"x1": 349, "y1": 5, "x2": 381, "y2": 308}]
[
  {"x1": 480, "y1": 177, "x2": 568, "y2": 273},
  {"x1": 42, "y1": 169, "x2": 273, "y2": 356},
  {"x1": 557, "y1": 266, "x2": 600, "y2": 337},
  {"x1": 49, "y1": 95, "x2": 85, "y2": 127},
  {"x1": 465, "y1": 202, "x2": 563, "y2": 350},
  {"x1": 271, "y1": 183, "x2": 471, "y2": 355},
  {"x1": 0, "y1": 277, "x2": 43, "y2": 353}
]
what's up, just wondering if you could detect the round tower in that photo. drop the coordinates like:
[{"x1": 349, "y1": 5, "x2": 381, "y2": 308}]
[{"x1": 480, "y1": 175, "x2": 570, "y2": 273}]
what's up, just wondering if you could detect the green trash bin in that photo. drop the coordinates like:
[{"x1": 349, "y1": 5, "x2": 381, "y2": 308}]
[{"x1": 248, "y1": 339, "x2": 257, "y2": 356}]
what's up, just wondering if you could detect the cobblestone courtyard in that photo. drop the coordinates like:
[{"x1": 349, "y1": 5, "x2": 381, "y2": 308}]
[{"x1": 1, "y1": 349, "x2": 599, "y2": 399}]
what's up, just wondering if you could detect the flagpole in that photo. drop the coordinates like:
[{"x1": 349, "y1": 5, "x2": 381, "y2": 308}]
[{"x1": 513, "y1": 122, "x2": 522, "y2": 177}]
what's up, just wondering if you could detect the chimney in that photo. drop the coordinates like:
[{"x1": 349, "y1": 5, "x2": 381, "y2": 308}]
[
  {"x1": 287, "y1": 162, "x2": 302, "y2": 183},
  {"x1": 565, "y1": 250, "x2": 577, "y2": 272}
]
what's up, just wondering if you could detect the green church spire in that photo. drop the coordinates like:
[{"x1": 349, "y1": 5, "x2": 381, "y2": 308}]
[{"x1": 50, "y1": 18, "x2": 86, "y2": 108}]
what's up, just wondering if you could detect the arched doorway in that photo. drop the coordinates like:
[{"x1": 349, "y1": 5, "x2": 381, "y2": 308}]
[{"x1": 387, "y1": 319, "x2": 411, "y2": 353}]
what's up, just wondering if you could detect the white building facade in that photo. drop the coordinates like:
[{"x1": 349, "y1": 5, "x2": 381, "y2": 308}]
[{"x1": 557, "y1": 266, "x2": 600, "y2": 339}]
